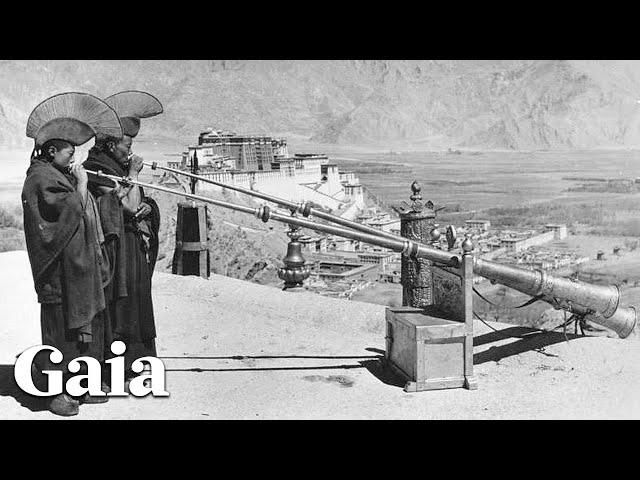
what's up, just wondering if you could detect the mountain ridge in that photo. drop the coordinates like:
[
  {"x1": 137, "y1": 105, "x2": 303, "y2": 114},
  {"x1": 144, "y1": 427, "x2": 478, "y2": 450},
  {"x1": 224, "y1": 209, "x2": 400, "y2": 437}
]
[{"x1": 2, "y1": 60, "x2": 640, "y2": 150}]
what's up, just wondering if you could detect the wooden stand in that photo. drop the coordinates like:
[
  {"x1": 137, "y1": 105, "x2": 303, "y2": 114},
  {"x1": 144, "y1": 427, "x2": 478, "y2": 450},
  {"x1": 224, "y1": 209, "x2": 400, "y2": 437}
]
[
  {"x1": 385, "y1": 251, "x2": 477, "y2": 392},
  {"x1": 172, "y1": 202, "x2": 210, "y2": 279}
]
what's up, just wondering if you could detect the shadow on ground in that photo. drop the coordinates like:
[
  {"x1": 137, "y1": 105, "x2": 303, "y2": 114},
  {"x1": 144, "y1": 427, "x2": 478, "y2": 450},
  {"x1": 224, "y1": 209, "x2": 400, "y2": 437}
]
[
  {"x1": 159, "y1": 350, "x2": 410, "y2": 388},
  {"x1": 0, "y1": 364, "x2": 49, "y2": 414},
  {"x1": 162, "y1": 353, "x2": 384, "y2": 373},
  {"x1": 159, "y1": 329, "x2": 585, "y2": 389},
  {"x1": 160, "y1": 354, "x2": 382, "y2": 360},
  {"x1": 359, "y1": 328, "x2": 587, "y2": 389},
  {"x1": 164, "y1": 364, "x2": 371, "y2": 373},
  {"x1": 473, "y1": 327, "x2": 584, "y2": 364},
  {"x1": 1, "y1": 329, "x2": 585, "y2": 413}
]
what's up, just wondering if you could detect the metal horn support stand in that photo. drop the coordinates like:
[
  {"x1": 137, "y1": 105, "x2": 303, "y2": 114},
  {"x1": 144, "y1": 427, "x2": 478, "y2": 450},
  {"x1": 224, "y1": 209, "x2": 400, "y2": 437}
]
[
  {"x1": 277, "y1": 210, "x2": 311, "y2": 291},
  {"x1": 172, "y1": 202, "x2": 210, "y2": 279},
  {"x1": 171, "y1": 150, "x2": 210, "y2": 278}
]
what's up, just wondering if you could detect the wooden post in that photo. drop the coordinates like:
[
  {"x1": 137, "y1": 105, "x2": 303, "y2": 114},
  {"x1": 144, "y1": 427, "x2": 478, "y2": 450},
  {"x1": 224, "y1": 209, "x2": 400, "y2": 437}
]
[
  {"x1": 172, "y1": 202, "x2": 210, "y2": 279},
  {"x1": 461, "y1": 238, "x2": 478, "y2": 390}
]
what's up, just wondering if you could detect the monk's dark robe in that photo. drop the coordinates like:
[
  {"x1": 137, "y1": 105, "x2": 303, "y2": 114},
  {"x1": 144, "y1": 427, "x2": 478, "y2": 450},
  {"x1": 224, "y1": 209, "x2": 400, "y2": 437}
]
[
  {"x1": 84, "y1": 148, "x2": 160, "y2": 370},
  {"x1": 22, "y1": 158, "x2": 110, "y2": 374},
  {"x1": 143, "y1": 196, "x2": 160, "y2": 274}
]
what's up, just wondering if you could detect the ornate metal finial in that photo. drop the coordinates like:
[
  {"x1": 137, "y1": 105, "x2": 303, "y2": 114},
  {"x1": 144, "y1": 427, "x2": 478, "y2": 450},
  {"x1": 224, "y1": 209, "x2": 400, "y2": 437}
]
[
  {"x1": 277, "y1": 220, "x2": 311, "y2": 290},
  {"x1": 429, "y1": 223, "x2": 441, "y2": 242},
  {"x1": 410, "y1": 181, "x2": 422, "y2": 202},
  {"x1": 392, "y1": 180, "x2": 438, "y2": 216},
  {"x1": 461, "y1": 234, "x2": 474, "y2": 254}
]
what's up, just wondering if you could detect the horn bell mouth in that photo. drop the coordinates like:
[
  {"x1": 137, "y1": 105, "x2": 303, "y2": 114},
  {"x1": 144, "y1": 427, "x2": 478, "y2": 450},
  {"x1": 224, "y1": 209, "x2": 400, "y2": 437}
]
[{"x1": 585, "y1": 306, "x2": 637, "y2": 339}]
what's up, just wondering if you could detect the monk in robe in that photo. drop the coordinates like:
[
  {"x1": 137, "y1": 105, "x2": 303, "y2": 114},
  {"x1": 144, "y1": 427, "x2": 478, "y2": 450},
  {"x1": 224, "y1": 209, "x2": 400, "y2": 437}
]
[
  {"x1": 84, "y1": 134, "x2": 160, "y2": 381},
  {"x1": 22, "y1": 91, "x2": 123, "y2": 416},
  {"x1": 22, "y1": 140, "x2": 112, "y2": 415}
]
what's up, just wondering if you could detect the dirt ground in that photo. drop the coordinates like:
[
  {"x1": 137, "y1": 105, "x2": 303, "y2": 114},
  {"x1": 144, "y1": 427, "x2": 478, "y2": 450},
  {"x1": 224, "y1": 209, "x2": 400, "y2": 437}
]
[{"x1": 1, "y1": 250, "x2": 639, "y2": 420}]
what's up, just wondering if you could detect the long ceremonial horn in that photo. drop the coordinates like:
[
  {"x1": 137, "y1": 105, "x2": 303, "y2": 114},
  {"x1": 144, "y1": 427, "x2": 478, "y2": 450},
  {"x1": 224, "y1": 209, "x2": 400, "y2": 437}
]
[
  {"x1": 143, "y1": 161, "x2": 404, "y2": 241},
  {"x1": 86, "y1": 168, "x2": 637, "y2": 338}
]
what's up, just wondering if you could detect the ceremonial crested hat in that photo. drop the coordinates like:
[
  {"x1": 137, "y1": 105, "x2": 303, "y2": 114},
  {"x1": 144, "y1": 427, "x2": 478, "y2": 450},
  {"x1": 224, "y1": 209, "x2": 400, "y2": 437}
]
[
  {"x1": 104, "y1": 90, "x2": 163, "y2": 138},
  {"x1": 26, "y1": 92, "x2": 123, "y2": 147}
]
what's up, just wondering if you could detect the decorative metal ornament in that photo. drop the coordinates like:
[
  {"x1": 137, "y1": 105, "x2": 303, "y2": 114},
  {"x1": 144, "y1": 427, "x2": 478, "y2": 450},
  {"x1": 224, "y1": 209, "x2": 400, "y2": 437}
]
[
  {"x1": 429, "y1": 224, "x2": 441, "y2": 242},
  {"x1": 277, "y1": 213, "x2": 311, "y2": 290},
  {"x1": 445, "y1": 225, "x2": 457, "y2": 250},
  {"x1": 392, "y1": 180, "x2": 441, "y2": 216},
  {"x1": 461, "y1": 234, "x2": 474, "y2": 253}
]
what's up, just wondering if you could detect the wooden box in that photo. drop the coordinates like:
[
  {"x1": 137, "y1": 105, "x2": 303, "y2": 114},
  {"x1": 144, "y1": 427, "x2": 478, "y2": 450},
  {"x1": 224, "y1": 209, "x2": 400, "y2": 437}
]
[{"x1": 384, "y1": 253, "x2": 477, "y2": 392}]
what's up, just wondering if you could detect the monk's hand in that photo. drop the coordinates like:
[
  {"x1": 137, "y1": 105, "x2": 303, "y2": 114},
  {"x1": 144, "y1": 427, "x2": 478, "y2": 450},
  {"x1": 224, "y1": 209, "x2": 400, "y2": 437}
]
[
  {"x1": 128, "y1": 154, "x2": 144, "y2": 176},
  {"x1": 70, "y1": 163, "x2": 88, "y2": 187},
  {"x1": 118, "y1": 176, "x2": 133, "y2": 188},
  {"x1": 114, "y1": 183, "x2": 129, "y2": 200},
  {"x1": 135, "y1": 202, "x2": 152, "y2": 219}
]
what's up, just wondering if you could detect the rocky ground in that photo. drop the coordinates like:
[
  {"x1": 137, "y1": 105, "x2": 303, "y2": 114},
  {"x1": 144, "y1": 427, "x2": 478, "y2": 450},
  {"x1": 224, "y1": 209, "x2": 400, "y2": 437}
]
[{"x1": 1, "y1": 250, "x2": 639, "y2": 419}]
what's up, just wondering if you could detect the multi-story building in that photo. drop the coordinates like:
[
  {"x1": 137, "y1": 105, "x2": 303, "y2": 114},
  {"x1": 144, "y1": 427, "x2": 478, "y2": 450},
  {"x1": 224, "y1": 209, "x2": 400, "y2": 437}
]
[
  {"x1": 465, "y1": 219, "x2": 491, "y2": 232},
  {"x1": 313, "y1": 261, "x2": 380, "y2": 283},
  {"x1": 499, "y1": 231, "x2": 556, "y2": 253},
  {"x1": 544, "y1": 223, "x2": 568, "y2": 240},
  {"x1": 299, "y1": 235, "x2": 328, "y2": 254},
  {"x1": 188, "y1": 129, "x2": 290, "y2": 172},
  {"x1": 356, "y1": 252, "x2": 395, "y2": 270}
]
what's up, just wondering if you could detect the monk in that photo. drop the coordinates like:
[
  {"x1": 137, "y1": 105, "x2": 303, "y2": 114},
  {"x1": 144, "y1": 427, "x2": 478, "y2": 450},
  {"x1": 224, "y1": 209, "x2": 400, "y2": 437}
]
[
  {"x1": 22, "y1": 142, "x2": 112, "y2": 415},
  {"x1": 83, "y1": 133, "x2": 159, "y2": 383},
  {"x1": 22, "y1": 92, "x2": 123, "y2": 416},
  {"x1": 84, "y1": 91, "x2": 162, "y2": 387}
]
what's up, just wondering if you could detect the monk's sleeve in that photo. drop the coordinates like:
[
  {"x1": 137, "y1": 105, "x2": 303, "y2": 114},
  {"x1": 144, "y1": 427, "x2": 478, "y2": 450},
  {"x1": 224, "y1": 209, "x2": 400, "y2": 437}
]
[
  {"x1": 38, "y1": 179, "x2": 84, "y2": 242},
  {"x1": 141, "y1": 195, "x2": 161, "y2": 273},
  {"x1": 23, "y1": 174, "x2": 84, "y2": 282},
  {"x1": 96, "y1": 190, "x2": 129, "y2": 298}
]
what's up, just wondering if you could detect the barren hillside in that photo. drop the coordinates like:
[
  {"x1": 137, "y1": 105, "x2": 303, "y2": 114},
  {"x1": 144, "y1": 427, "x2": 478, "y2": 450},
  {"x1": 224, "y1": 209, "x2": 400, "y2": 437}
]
[{"x1": 3, "y1": 60, "x2": 640, "y2": 150}]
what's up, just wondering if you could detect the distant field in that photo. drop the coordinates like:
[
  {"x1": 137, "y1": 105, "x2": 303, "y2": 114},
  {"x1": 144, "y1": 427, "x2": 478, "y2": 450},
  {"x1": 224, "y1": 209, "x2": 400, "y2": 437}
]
[{"x1": 327, "y1": 149, "x2": 640, "y2": 212}]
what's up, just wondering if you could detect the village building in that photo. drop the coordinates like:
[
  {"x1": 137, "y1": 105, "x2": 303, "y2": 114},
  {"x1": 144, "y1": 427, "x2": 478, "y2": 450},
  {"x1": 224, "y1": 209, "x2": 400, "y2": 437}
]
[
  {"x1": 465, "y1": 219, "x2": 491, "y2": 232},
  {"x1": 544, "y1": 223, "x2": 568, "y2": 240}
]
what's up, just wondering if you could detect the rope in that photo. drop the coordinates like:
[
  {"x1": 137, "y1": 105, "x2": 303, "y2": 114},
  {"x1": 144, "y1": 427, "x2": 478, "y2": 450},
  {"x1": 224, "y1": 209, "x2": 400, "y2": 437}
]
[
  {"x1": 473, "y1": 310, "x2": 563, "y2": 357},
  {"x1": 549, "y1": 311, "x2": 588, "y2": 339},
  {"x1": 473, "y1": 310, "x2": 541, "y2": 340},
  {"x1": 473, "y1": 286, "x2": 588, "y2": 341},
  {"x1": 473, "y1": 287, "x2": 545, "y2": 310}
]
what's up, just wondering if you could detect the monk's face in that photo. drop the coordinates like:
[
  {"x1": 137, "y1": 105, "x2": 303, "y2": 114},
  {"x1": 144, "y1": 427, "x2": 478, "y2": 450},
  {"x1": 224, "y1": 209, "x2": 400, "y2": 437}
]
[
  {"x1": 112, "y1": 135, "x2": 133, "y2": 164},
  {"x1": 49, "y1": 145, "x2": 75, "y2": 169}
]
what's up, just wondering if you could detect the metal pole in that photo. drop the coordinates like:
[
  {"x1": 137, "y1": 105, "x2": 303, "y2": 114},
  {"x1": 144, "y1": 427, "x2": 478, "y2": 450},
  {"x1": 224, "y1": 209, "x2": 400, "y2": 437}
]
[
  {"x1": 86, "y1": 169, "x2": 257, "y2": 217},
  {"x1": 86, "y1": 168, "x2": 460, "y2": 266},
  {"x1": 144, "y1": 161, "x2": 404, "y2": 241}
]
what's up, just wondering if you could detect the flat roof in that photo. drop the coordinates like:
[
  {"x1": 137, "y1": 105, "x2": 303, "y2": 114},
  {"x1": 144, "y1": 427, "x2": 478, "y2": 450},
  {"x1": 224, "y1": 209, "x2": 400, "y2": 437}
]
[
  {"x1": 367, "y1": 219, "x2": 400, "y2": 225},
  {"x1": 357, "y1": 252, "x2": 394, "y2": 258}
]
